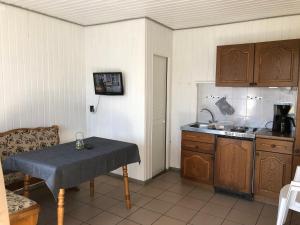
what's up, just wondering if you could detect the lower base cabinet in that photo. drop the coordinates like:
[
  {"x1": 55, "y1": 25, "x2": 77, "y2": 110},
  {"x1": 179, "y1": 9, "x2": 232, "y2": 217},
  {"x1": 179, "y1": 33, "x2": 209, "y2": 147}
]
[
  {"x1": 293, "y1": 155, "x2": 300, "y2": 178},
  {"x1": 255, "y1": 151, "x2": 292, "y2": 199},
  {"x1": 181, "y1": 150, "x2": 214, "y2": 184},
  {"x1": 214, "y1": 137, "x2": 253, "y2": 194}
]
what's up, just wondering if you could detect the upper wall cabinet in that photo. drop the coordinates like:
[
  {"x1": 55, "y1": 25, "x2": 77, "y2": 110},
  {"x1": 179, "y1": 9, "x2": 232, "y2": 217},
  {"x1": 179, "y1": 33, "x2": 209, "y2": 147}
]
[
  {"x1": 216, "y1": 44, "x2": 254, "y2": 86},
  {"x1": 254, "y1": 40, "x2": 299, "y2": 87},
  {"x1": 216, "y1": 39, "x2": 300, "y2": 87}
]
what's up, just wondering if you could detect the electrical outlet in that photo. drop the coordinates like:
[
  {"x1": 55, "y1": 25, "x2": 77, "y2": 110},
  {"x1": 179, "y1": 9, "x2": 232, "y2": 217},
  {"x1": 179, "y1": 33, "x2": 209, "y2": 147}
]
[{"x1": 90, "y1": 105, "x2": 95, "y2": 112}]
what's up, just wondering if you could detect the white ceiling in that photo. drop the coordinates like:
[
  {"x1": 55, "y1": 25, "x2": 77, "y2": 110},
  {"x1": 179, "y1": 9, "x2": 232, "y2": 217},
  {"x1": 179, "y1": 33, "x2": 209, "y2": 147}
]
[{"x1": 2, "y1": 0, "x2": 300, "y2": 29}]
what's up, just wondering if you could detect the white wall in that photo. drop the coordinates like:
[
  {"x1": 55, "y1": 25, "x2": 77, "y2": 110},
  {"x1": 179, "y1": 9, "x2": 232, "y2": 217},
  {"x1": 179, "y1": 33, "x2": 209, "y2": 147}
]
[
  {"x1": 85, "y1": 19, "x2": 146, "y2": 181},
  {"x1": 171, "y1": 15, "x2": 300, "y2": 168},
  {"x1": 0, "y1": 4, "x2": 86, "y2": 142},
  {"x1": 145, "y1": 20, "x2": 173, "y2": 179}
]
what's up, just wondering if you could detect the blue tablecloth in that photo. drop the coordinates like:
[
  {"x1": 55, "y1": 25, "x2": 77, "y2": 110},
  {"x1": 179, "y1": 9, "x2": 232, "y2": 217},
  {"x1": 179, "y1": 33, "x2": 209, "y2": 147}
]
[{"x1": 3, "y1": 137, "x2": 140, "y2": 200}]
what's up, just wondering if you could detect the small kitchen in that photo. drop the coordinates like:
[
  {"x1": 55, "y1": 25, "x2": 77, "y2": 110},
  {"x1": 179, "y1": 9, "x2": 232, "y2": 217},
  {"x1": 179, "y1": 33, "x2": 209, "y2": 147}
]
[{"x1": 180, "y1": 39, "x2": 300, "y2": 205}]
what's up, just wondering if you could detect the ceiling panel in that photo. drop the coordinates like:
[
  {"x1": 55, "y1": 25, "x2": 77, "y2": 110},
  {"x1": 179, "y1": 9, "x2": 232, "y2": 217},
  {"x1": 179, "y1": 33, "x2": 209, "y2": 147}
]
[{"x1": 1, "y1": 0, "x2": 300, "y2": 29}]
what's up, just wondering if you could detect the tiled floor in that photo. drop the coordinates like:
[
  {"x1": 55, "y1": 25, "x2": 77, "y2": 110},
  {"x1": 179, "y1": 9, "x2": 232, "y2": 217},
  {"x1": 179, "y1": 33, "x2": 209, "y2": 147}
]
[{"x1": 29, "y1": 171, "x2": 300, "y2": 225}]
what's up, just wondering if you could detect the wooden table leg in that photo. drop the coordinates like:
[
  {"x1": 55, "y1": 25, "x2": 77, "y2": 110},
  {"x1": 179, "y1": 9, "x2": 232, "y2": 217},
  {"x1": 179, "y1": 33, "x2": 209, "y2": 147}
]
[
  {"x1": 90, "y1": 179, "x2": 94, "y2": 197},
  {"x1": 122, "y1": 165, "x2": 131, "y2": 209},
  {"x1": 57, "y1": 188, "x2": 65, "y2": 225},
  {"x1": 23, "y1": 174, "x2": 30, "y2": 197}
]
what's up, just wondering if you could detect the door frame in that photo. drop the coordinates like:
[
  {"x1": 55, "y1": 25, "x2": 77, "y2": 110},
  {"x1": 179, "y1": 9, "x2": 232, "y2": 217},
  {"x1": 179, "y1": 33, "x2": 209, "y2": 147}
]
[{"x1": 145, "y1": 54, "x2": 171, "y2": 179}]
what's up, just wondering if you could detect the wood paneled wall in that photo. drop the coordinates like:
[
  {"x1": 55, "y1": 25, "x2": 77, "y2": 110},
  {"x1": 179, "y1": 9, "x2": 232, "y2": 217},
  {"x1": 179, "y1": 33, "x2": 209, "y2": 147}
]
[{"x1": 0, "y1": 4, "x2": 86, "y2": 142}]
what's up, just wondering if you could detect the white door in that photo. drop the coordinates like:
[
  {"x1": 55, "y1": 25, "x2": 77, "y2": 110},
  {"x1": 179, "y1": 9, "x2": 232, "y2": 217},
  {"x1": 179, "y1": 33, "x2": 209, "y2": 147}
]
[{"x1": 152, "y1": 55, "x2": 167, "y2": 177}]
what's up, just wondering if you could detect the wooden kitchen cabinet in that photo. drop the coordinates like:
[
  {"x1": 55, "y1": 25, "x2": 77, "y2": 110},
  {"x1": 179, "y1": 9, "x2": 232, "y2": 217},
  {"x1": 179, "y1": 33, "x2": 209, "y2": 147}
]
[
  {"x1": 255, "y1": 151, "x2": 292, "y2": 199},
  {"x1": 254, "y1": 40, "x2": 299, "y2": 87},
  {"x1": 216, "y1": 39, "x2": 300, "y2": 87},
  {"x1": 181, "y1": 131, "x2": 215, "y2": 185},
  {"x1": 293, "y1": 155, "x2": 300, "y2": 178},
  {"x1": 216, "y1": 44, "x2": 254, "y2": 86},
  {"x1": 181, "y1": 151, "x2": 214, "y2": 184},
  {"x1": 214, "y1": 137, "x2": 253, "y2": 193}
]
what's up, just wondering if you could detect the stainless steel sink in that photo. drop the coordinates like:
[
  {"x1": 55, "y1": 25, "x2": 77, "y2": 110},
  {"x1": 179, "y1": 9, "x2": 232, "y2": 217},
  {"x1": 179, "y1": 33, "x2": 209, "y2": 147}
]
[
  {"x1": 189, "y1": 123, "x2": 209, "y2": 128},
  {"x1": 189, "y1": 123, "x2": 219, "y2": 130}
]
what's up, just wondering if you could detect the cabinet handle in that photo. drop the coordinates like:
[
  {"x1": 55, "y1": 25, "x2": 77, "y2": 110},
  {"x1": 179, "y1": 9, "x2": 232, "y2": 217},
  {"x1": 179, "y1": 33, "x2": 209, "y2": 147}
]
[{"x1": 271, "y1": 144, "x2": 276, "y2": 148}]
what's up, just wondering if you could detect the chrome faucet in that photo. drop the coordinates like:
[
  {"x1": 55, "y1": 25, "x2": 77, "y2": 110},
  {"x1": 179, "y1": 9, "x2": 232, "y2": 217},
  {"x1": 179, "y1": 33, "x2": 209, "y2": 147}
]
[{"x1": 200, "y1": 108, "x2": 217, "y2": 123}]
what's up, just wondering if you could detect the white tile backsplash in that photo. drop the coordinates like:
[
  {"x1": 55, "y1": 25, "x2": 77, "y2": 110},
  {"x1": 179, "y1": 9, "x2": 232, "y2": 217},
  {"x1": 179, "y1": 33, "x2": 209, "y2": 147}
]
[{"x1": 197, "y1": 83, "x2": 298, "y2": 127}]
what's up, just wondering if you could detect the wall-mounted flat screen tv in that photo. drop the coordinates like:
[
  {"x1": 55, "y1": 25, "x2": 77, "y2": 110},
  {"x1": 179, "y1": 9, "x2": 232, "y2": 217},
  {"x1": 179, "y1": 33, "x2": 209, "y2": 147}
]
[{"x1": 93, "y1": 72, "x2": 124, "y2": 95}]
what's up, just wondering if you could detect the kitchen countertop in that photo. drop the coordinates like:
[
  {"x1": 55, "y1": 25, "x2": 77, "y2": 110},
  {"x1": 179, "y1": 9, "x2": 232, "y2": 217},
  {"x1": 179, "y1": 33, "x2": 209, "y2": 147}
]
[
  {"x1": 181, "y1": 123, "x2": 295, "y2": 142},
  {"x1": 181, "y1": 122, "x2": 256, "y2": 139},
  {"x1": 255, "y1": 128, "x2": 295, "y2": 142}
]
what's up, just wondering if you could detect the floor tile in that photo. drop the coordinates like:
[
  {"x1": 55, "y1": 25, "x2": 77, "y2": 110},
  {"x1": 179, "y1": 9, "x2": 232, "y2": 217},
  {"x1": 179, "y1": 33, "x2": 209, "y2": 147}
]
[
  {"x1": 107, "y1": 202, "x2": 139, "y2": 217},
  {"x1": 226, "y1": 209, "x2": 259, "y2": 225},
  {"x1": 117, "y1": 219, "x2": 141, "y2": 225},
  {"x1": 87, "y1": 211, "x2": 123, "y2": 225},
  {"x1": 104, "y1": 176, "x2": 124, "y2": 187},
  {"x1": 147, "y1": 179, "x2": 174, "y2": 190},
  {"x1": 87, "y1": 195, "x2": 121, "y2": 210},
  {"x1": 209, "y1": 194, "x2": 238, "y2": 208},
  {"x1": 166, "y1": 205, "x2": 197, "y2": 222},
  {"x1": 221, "y1": 220, "x2": 243, "y2": 225},
  {"x1": 64, "y1": 199, "x2": 87, "y2": 213},
  {"x1": 187, "y1": 187, "x2": 214, "y2": 201},
  {"x1": 201, "y1": 202, "x2": 231, "y2": 218},
  {"x1": 190, "y1": 211, "x2": 224, "y2": 225},
  {"x1": 94, "y1": 182, "x2": 118, "y2": 194},
  {"x1": 67, "y1": 189, "x2": 102, "y2": 203},
  {"x1": 106, "y1": 188, "x2": 136, "y2": 201},
  {"x1": 260, "y1": 204, "x2": 278, "y2": 218},
  {"x1": 48, "y1": 215, "x2": 83, "y2": 225},
  {"x1": 67, "y1": 204, "x2": 102, "y2": 221},
  {"x1": 138, "y1": 186, "x2": 164, "y2": 198},
  {"x1": 131, "y1": 193, "x2": 153, "y2": 207},
  {"x1": 95, "y1": 175, "x2": 111, "y2": 183},
  {"x1": 78, "y1": 182, "x2": 91, "y2": 190},
  {"x1": 176, "y1": 196, "x2": 206, "y2": 210},
  {"x1": 256, "y1": 215, "x2": 277, "y2": 225},
  {"x1": 129, "y1": 182, "x2": 144, "y2": 193},
  {"x1": 168, "y1": 183, "x2": 194, "y2": 195},
  {"x1": 143, "y1": 199, "x2": 174, "y2": 213},
  {"x1": 152, "y1": 216, "x2": 186, "y2": 225},
  {"x1": 156, "y1": 191, "x2": 184, "y2": 204},
  {"x1": 128, "y1": 208, "x2": 162, "y2": 225},
  {"x1": 233, "y1": 199, "x2": 263, "y2": 215}
]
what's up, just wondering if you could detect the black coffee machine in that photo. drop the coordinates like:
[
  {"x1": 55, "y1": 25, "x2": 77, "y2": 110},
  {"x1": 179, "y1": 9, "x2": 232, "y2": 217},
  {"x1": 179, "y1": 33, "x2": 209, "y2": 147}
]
[{"x1": 272, "y1": 104, "x2": 295, "y2": 134}]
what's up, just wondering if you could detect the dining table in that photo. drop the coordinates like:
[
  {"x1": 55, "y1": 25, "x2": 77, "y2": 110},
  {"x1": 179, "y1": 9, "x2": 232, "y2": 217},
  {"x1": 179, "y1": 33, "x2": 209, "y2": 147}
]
[{"x1": 3, "y1": 136, "x2": 140, "y2": 225}]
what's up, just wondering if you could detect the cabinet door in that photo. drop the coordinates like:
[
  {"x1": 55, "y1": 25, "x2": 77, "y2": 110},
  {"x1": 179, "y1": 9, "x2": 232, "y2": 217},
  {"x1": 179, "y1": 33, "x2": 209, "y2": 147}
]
[
  {"x1": 214, "y1": 137, "x2": 253, "y2": 193},
  {"x1": 216, "y1": 44, "x2": 254, "y2": 86},
  {"x1": 255, "y1": 151, "x2": 292, "y2": 199},
  {"x1": 181, "y1": 150, "x2": 213, "y2": 184},
  {"x1": 254, "y1": 40, "x2": 299, "y2": 86}
]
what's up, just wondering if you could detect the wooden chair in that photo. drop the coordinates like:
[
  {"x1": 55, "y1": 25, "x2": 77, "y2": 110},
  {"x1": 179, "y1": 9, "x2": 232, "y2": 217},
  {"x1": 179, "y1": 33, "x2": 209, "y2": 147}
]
[
  {"x1": 6, "y1": 190, "x2": 39, "y2": 225},
  {"x1": 276, "y1": 166, "x2": 300, "y2": 225}
]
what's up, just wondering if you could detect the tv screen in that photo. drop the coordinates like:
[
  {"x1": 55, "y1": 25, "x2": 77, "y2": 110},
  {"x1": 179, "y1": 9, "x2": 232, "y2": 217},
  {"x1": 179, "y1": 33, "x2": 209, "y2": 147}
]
[{"x1": 93, "y1": 72, "x2": 124, "y2": 95}]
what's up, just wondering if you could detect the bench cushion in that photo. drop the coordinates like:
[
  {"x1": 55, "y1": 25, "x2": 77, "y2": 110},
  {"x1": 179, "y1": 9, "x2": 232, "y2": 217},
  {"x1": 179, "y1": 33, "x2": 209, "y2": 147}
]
[
  {"x1": 0, "y1": 126, "x2": 59, "y2": 185},
  {"x1": 6, "y1": 190, "x2": 36, "y2": 214}
]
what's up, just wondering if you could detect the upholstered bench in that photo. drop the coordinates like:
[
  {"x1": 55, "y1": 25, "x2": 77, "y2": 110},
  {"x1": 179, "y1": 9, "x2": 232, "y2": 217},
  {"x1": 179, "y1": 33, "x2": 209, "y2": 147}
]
[
  {"x1": 6, "y1": 190, "x2": 39, "y2": 225},
  {"x1": 0, "y1": 125, "x2": 59, "y2": 189}
]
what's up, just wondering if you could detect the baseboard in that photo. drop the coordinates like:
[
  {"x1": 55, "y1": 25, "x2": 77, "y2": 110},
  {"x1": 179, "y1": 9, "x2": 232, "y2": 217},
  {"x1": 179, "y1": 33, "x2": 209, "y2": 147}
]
[{"x1": 168, "y1": 167, "x2": 181, "y2": 173}]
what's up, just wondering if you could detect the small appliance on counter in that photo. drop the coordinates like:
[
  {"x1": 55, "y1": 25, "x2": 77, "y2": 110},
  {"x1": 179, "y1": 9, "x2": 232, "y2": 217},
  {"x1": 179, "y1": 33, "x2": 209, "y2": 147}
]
[{"x1": 272, "y1": 104, "x2": 295, "y2": 134}]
